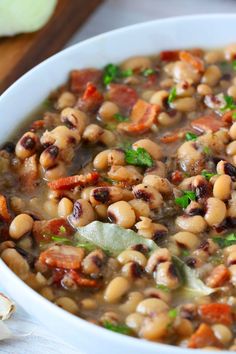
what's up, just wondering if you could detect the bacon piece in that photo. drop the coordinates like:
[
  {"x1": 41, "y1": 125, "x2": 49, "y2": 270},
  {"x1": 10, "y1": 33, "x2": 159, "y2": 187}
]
[
  {"x1": 160, "y1": 132, "x2": 180, "y2": 144},
  {"x1": 33, "y1": 218, "x2": 74, "y2": 244},
  {"x1": 108, "y1": 84, "x2": 138, "y2": 112},
  {"x1": 30, "y1": 120, "x2": 45, "y2": 131},
  {"x1": 188, "y1": 323, "x2": 221, "y2": 349},
  {"x1": 206, "y1": 264, "x2": 230, "y2": 288},
  {"x1": 70, "y1": 69, "x2": 102, "y2": 93},
  {"x1": 39, "y1": 245, "x2": 85, "y2": 269},
  {"x1": 118, "y1": 99, "x2": 159, "y2": 134},
  {"x1": 0, "y1": 195, "x2": 11, "y2": 223},
  {"x1": 77, "y1": 83, "x2": 103, "y2": 113},
  {"x1": 160, "y1": 50, "x2": 180, "y2": 62},
  {"x1": 199, "y1": 303, "x2": 233, "y2": 326},
  {"x1": 191, "y1": 115, "x2": 225, "y2": 133},
  {"x1": 48, "y1": 171, "x2": 99, "y2": 191},
  {"x1": 19, "y1": 154, "x2": 38, "y2": 192},
  {"x1": 69, "y1": 270, "x2": 100, "y2": 288},
  {"x1": 171, "y1": 170, "x2": 184, "y2": 184},
  {"x1": 179, "y1": 50, "x2": 204, "y2": 72},
  {"x1": 222, "y1": 110, "x2": 236, "y2": 125}
]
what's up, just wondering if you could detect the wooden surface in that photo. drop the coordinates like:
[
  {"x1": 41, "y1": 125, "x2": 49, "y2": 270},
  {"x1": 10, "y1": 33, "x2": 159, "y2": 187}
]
[{"x1": 0, "y1": 0, "x2": 103, "y2": 93}]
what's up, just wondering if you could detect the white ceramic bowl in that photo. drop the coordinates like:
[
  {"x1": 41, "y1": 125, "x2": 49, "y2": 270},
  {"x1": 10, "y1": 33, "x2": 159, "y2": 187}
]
[{"x1": 0, "y1": 14, "x2": 234, "y2": 354}]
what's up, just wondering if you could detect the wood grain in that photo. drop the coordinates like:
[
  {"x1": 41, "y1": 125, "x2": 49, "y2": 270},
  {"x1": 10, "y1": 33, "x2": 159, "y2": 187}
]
[{"x1": 0, "y1": 0, "x2": 103, "y2": 93}]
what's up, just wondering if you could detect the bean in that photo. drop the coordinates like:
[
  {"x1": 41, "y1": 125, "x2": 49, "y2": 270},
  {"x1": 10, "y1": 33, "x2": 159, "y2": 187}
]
[
  {"x1": 226, "y1": 141, "x2": 236, "y2": 156},
  {"x1": 173, "y1": 231, "x2": 199, "y2": 250},
  {"x1": 227, "y1": 86, "x2": 236, "y2": 100},
  {"x1": 95, "y1": 204, "x2": 108, "y2": 219},
  {"x1": 132, "y1": 139, "x2": 163, "y2": 160},
  {"x1": 225, "y1": 43, "x2": 236, "y2": 60},
  {"x1": 176, "y1": 215, "x2": 207, "y2": 233},
  {"x1": 107, "y1": 150, "x2": 125, "y2": 166},
  {"x1": 0, "y1": 241, "x2": 15, "y2": 254},
  {"x1": 227, "y1": 251, "x2": 236, "y2": 266},
  {"x1": 157, "y1": 111, "x2": 181, "y2": 126},
  {"x1": 121, "y1": 56, "x2": 151, "y2": 71},
  {"x1": 80, "y1": 298, "x2": 97, "y2": 310},
  {"x1": 1, "y1": 248, "x2": 29, "y2": 280},
  {"x1": 197, "y1": 84, "x2": 212, "y2": 96},
  {"x1": 93, "y1": 150, "x2": 110, "y2": 170},
  {"x1": 146, "y1": 248, "x2": 171, "y2": 273},
  {"x1": 44, "y1": 163, "x2": 66, "y2": 181},
  {"x1": 150, "y1": 90, "x2": 169, "y2": 109},
  {"x1": 170, "y1": 97, "x2": 196, "y2": 112},
  {"x1": 69, "y1": 199, "x2": 95, "y2": 227},
  {"x1": 82, "y1": 124, "x2": 103, "y2": 143},
  {"x1": 55, "y1": 297, "x2": 79, "y2": 314},
  {"x1": 90, "y1": 186, "x2": 124, "y2": 206},
  {"x1": 125, "y1": 313, "x2": 144, "y2": 334},
  {"x1": 172, "y1": 61, "x2": 200, "y2": 84},
  {"x1": 81, "y1": 187, "x2": 94, "y2": 201},
  {"x1": 229, "y1": 264, "x2": 236, "y2": 286},
  {"x1": 15, "y1": 132, "x2": 38, "y2": 159},
  {"x1": 9, "y1": 214, "x2": 33, "y2": 239},
  {"x1": 141, "y1": 90, "x2": 155, "y2": 101},
  {"x1": 139, "y1": 312, "x2": 170, "y2": 340},
  {"x1": 204, "y1": 50, "x2": 224, "y2": 64},
  {"x1": 229, "y1": 122, "x2": 236, "y2": 140},
  {"x1": 119, "y1": 292, "x2": 143, "y2": 314},
  {"x1": 117, "y1": 250, "x2": 147, "y2": 267},
  {"x1": 57, "y1": 197, "x2": 73, "y2": 217},
  {"x1": 40, "y1": 287, "x2": 55, "y2": 301},
  {"x1": 82, "y1": 249, "x2": 105, "y2": 275},
  {"x1": 43, "y1": 200, "x2": 58, "y2": 218},
  {"x1": 144, "y1": 287, "x2": 172, "y2": 304},
  {"x1": 177, "y1": 141, "x2": 203, "y2": 175},
  {"x1": 159, "y1": 78, "x2": 174, "y2": 89},
  {"x1": 145, "y1": 160, "x2": 166, "y2": 177},
  {"x1": 104, "y1": 276, "x2": 130, "y2": 303},
  {"x1": 155, "y1": 261, "x2": 180, "y2": 289},
  {"x1": 133, "y1": 184, "x2": 163, "y2": 209},
  {"x1": 98, "y1": 101, "x2": 119, "y2": 122},
  {"x1": 212, "y1": 324, "x2": 232, "y2": 345},
  {"x1": 176, "y1": 81, "x2": 195, "y2": 97},
  {"x1": 108, "y1": 165, "x2": 142, "y2": 184},
  {"x1": 213, "y1": 174, "x2": 231, "y2": 200},
  {"x1": 100, "y1": 130, "x2": 115, "y2": 146},
  {"x1": 204, "y1": 197, "x2": 226, "y2": 226},
  {"x1": 61, "y1": 108, "x2": 87, "y2": 135},
  {"x1": 56, "y1": 92, "x2": 76, "y2": 110},
  {"x1": 128, "y1": 199, "x2": 150, "y2": 218},
  {"x1": 136, "y1": 298, "x2": 169, "y2": 315},
  {"x1": 174, "y1": 318, "x2": 193, "y2": 337},
  {"x1": 142, "y1": 175, "x2": 172, "y2": 194},
  {"x1": 107, "y1": 201, "x2": 136, "y2": 228},
  {"x1": 201, "y1": 65, "x2": 221, "y2": 86}
]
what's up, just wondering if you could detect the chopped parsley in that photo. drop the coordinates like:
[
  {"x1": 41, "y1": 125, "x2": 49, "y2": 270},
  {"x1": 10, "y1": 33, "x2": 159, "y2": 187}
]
[
  {"x1": 125, "y1": 147, "x2": 153, "y2": 168},
  {"x1": 181, "y1": 249, "x2": 190, "y2": 257},
  {"x1": 168, "y1": 308, "x2": 178, "y2": 319},
  {"x1": 185, "y1": 132, "x2": 197, "y2": 141},
  {"x1": 203, "y1": 146, "x2": 211, "y2": 155},
  {"x1": 156, "y1": 284, "x2": 170, "y2": 292},
  {"x1": 114, "y1": 113, "x2": 129, "y2": 122},
  {"x1": 103, "y1": 64, "x2": 120, "y2": 85},
  {"x1": 213, "y1": 233, "x2": 236, "y2": 248},
  {"x1": 232, "y1": 112, "x2": 236, "y2": 120},
  {"x1": 142, "y1": 68, "x2": 155, "y2": 77},
  {"x1": 121, "y1": 68, "x2": 133, "y2": 77},
  {"x1": 59, "y1": 225, "x2": 66, "y2": 233},
  {"x1": 220, "y1": 95, "x2": 236, "y2": 112},
  {"x1": 51, "y1": 236, "x2": 73, "y2": 245},
  {"x1": 175, "y1": 190, "x2": 196, "y2": 209},
  {"x1": 233, "y1": 60, "x2": 236, "y2": 71},
  {"x1": 168, "y1": 87, "x2": 177, "y2": 104},
  {"x1": 201, "y1": 170, "x2": 216, "y2": 180},
  {"x1": 103, "y1": 321, "x2": 131, "y2": 335}
]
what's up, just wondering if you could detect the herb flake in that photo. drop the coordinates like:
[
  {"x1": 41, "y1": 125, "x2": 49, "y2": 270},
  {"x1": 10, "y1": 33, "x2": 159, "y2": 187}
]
[
  {"x1": 175, "y1": 190, "x2": 196, "y2": 209},
  {"x1": 168, "y1": 308, "x2": 178, "y2": 319},
  {"x1": 201, "y1": 170, "x2": 216, "y2": 180},
  {"x1": 213, "y1": 233, "x2": 236, "y2": 248},
  {"x1": 121, "y1": 68, "x2": 133, "y2": 77},
  {"x1": 185, "y1": 132, "x2": 197, "y2": 141},
  {"x1": 156, "y1": 284, "x2": 170, "y2": 293},
  {"x1": 103, "y1": 321, "x2": 131, "y2": 335},
  {"x1": 168, "y1": 87, "x2": 177, "y2": 104},
  {"x1": 142, "y1": 68, "x2": 155, "y2": 77},
  {"x1": 103, "y1": 64, "x2": 120, "y2": 85},
  {"x1": 51, "y1": 236, "x2": 72, "y2": 245},
  {"x1": 114, "y1": 113, "x2": 129, "y2": 122},
  {"x1": 220, "y1": 95, "x2": 236, "y2": 112},
  {"x1": 125, "y1": 147, "x2": 153, "y2": 168}
]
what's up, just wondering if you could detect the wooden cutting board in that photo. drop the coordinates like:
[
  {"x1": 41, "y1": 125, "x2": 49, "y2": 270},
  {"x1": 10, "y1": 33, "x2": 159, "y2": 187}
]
[{"x1": 0, "y1": 0, "x2": 103, "y2": 93}]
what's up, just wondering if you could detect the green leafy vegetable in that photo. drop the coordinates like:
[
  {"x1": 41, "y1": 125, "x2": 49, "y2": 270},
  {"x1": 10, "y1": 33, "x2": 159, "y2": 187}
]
[
  {"x1": 181, "y1": 249, "x2": 190, "y2": 257},
  {"x1": 203, "y1": 146, "x2": 211, "y2": 155},
  {"x1": 213, "y1": 233, "x2": 236, "y2": 248},
  {"x1": 51, "y1": 236, "x2": 72, "y2": 245},
  {"x1": 125, "y1": 147, "x2": 153, "y2": 168},
  {"x1": 233, "y1": 61, "x2": 236, "y2": 71},
  {"x1": 168, "y1": 87, "x2": 177, "y2": 104},
  {"x1": 168, "y1": 308, "x2": 178, "y2": 319},
  {"x1": 201, "y1": 170, "x2": 216, "y2": 180},
  {"x1": 156, "y1": 284, "x2": 170, "y2": 293},
  {"x1": 121, "y1": 69, "x2": 133, "y2": 77},
  {"x1": 114, "y1": 113, "x2": 129, "y2": 122},
  {"x1": 232, "y1": 112, "x2": 236, "y2": 120},
  {"x1": 142, "y1": 68, "x2": 155, "y2": 77},
  {"x1": 175, "y1": 190, "x2": 196, "y2": 208},
  {"x1": 103, "y1": 64, "x2": 120, "y2": 85},
  {"x1": 59, "y1": 225, "x2": 66, "y2": 233},
  {"x1": 185, "y1": 132, "x2": 197, "y2": 141},
  {"x1": 220, "y1": 95, "x2": 236, "y2": 112},
  {"x1": 103, "y1": 321, "x2": 131, "y2": 335}
]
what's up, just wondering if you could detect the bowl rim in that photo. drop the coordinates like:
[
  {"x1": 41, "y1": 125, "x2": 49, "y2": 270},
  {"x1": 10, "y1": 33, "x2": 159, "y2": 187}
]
[{"x1": 0, "y1": 13, "x2": 235, "y2": 354}]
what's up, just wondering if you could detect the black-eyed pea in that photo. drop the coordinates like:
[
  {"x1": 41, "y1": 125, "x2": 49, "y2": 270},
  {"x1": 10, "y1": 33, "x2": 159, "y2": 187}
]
[
  {"x1": 136, "y1": 298, "x2": 169, "y2": 316},
  {"x1": 40, "y1": 145, "x2": 60, "y2": 169},
  {"x1": 204, "y1": 197, "x2": 226, "y2": 226},
  {"x1": 108, "y1": 165, "x2": 142, "y2": 184},
  {"x1": 121, "y1": 262, "x2": 144, "y2": 279},
  {"x1": 82, "y1": 124, "x2": 103, "y2": 143},
  {"x1": 100, "y1": 311, "x2": 121, "y2": 325},
  {"x1": 15, "y1": 132, "x2": 38, "y2": 159},
  {"x1": 216, "y1": 160, "x2": 235, "y2": 176},
  {"x1": 95, "y1": 204, "x2": 108, "y2": 219},
  {"x1": 185, "y1": 201, "x2": 204, "y2": 216},
  {"x1": 82, "y1": 249, "x2": 105, "y2": 275},
  {"x1": 212, "y1": 324, "x2": 233, "y2": 345},
  {"x1": 107, "y1": 201, "x2": 136, "y2": 228},
  {"x1": 128, "y1": 199, "x2": 150, "y2": 218},
  {"x1": 170, "y1": 97, "x2": 196, "y2": 112},
  {"x1": 43, "y1": 200, "x2": 58, "y2": 218},
  {"x1": 174, "y1": 318, "x2": 193, "y2": 337},
  {"x1": 81, "y1": 187, "x2": 95, "y2": 201},
  {"x1": 104, "y1": 276, "x2": 130, "y2": 303},
  {"x1": 61, "y1": 108, "x2": 87, "y2": 135},
  {"x1": 117, "y1": 250, "x2": 147, "y2": 267},
  {"x1": 1, "y1": 248, "x2": 29, "y2": 280},
  {"x1": 224, "y1": 244, "x2": 236, "y2": 256},
  {"x1": 45, "y1": 126, "x2": 79, "y2": 149},
  {"x1": 172, "y1": 61, "x2": 201, "y2": 83},
  {"x1": 201, "y1": 65, "x2": 221, "y2": 86},
  {"x1": 100, "y1": 130, "x2": 115, "y2": 146},
  {"x1": 132, "y1": 139, "x2": 162, "y2": 160},
  {"x1": 107, "y1": 149, "x2": 125, "y2": 166},
  {"x1": 157, "y1": 111, "x2": 182, "y2": 126},
  {"x1": 90, "y1": 186, "x2": 123, "y2": 206},
  {"x1": 44, "y1": 163, "x2": 66, "y2": 181},
  {"x1": 229, "y1": 122, "x2": 236, "y2": 140},
  {"x1": 144, "y1": 287, "x2": 171, "y2": 304},
  {"x1": 121, "y1": 56, "x2": 151, "y2": 71},
  {"x1": 145, "y1": 248, "x2": 171, "y2": 273},
  {"x1": 68, "y1": 199, "x2": 95, "y2": 227},
  {"x1": 55, "y1": 297, "x2": 79, "y2": 314},
  {"x1": 227, "y1": 251, "x2": 236, "y2": 266},
  {"x1": 176, "y1": 81, "x2": 195, "y2": 97},
  {"x1": 177, "y1": 142, "x2": 203, "y2": 175},
  {"x1": 40, "y1": 287, "x2": 55, "y2": 301},
  {"x1": 93, "y1": 150, "x2": 111, "y2": 170},
  {"x1": 229, "y1": 265, "x2": 236, "y2": 286},
  {"x1": 98, "y1": 101, "x2": 119, "y2": 121},
  {"x1": 204, "y1": 50, "x2": 224, "y2": 64},
  {"x1": 57, "y1": 197, "x2": 73, "y2": 217},
  {"x1": 173, "y1": 231, "x2": 199, "y2": 250},
  {"x1": 17, "y1": 235, "x2": 33, "y2": 251},
  {"x1": 25, "y1": 272, "x2": 45, "y2": 290},
  {"x1": 141, "y1": 89, "x2": 155, "y2": 101},
  {"x1": 56, "y1": 92, "x2": 76, "y2": 110},
  {"x1": 10, "y1": 196, "x2": 25, "y2": 213},
  {"x1": 149, "y1": 90, "x2": 169, "y2": 109},
  {"x1": 133, "y1": 184, "x2": 163, "y2": 209},
  {"x1": 178, "y1": 176, "x2": 195, "y2": 191},
  {"x1": 142, "y1": 175, "x2": 172, "y2": 195},
  {"x1": 0, "y1": 241, "x2": 15, "y2": 254},
  {"x1": 159, "y1": 78, "x2": 174, "y2": 89},
  {"x1": 80, "y1": 298, "x2": 97, "y2": 310},
  {"x1": 9, "y1": 214, "x2": 33, "y2": 239},
  {"x1": 176, "y1": 215, "x2": 207, "y2": 233},
  {"x1": 227, "y1": 86, "x2": 236, "y2": 100},
  {"x1": 125, "y1": 313, "x2": 145, "y2": 334},
  {"x1": 139, "y1": 312, "x2": 170, "y2": 340},
  {"x1": 225, "y1": 44, "x2": 236, "y2": 61},
  {"x1": 197, "y1": 84, "x2": 212, "y2": 96},
  {"x1": 155, "y1": 261, "x2": 180, "y2": 289},
  {"x1": 226, "y1": 141, "x2": 236, "y2": 156},
  {"x1": 213, "y1": 174, "x2": 231, "y2": 200},
  {"x1": 119, "y1": 292, "x2": 143, "y2": 313}
]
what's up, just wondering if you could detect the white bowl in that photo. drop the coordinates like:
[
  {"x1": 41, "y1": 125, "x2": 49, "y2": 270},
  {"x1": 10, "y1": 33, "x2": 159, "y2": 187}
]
[{"x1": 0, "y1": 14, "x2": 234, "y2": 354}]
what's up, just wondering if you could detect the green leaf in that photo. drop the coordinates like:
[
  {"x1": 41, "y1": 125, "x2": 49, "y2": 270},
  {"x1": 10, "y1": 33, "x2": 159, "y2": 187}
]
[
  {"x1": 103, "y1": 64, "x2": 120, "y2": 85},
  {"x1": 185, "y1": 132, "x2": 197, "y2": 141},
  {"x1": 121, "y1": 69, "x2": 133, "y2": 77},
  {"x1": 168, "y1": 87, "x2": 177, "y2": 104},
  {"x1": 213, "y1": 233, "x2": 236, "y2": 248},
  {"x1": 233, "y1": 60, "x2": 236, "y2": 71},
  {"x1": 51, "y1": 236, "x2": 73, "y2": 245},
  {"x1": 203, "y1": 146, "x2": 211, "y2": 155},
  {"x1": 232, "y1": 112, "x2": 236, "y2": 120},
  {"x1": 125, "y1": 147, "x2": 153, "y2": 168},
  {"x1": 142, "y1": 68, "x2": 155, "y2": 77},
  {"x1": 168, "y1": 308, "x2": 178, "y2": 319},
  {"x1": 59, "y1": 225, "x2": 66, "y2": 233},
  {"x1": 156, "y1": 284, "x2": 170, "y2": 293},
  {"x1": 103, "y1": 321, "x2": 131, "y2": 335},
  {"x1": 181, "y1": 249, "x2": 190, "y2": 257},
  {"x1": 175, "y1": 190, "x2": 196, "y2": 208},
  {"x1": 114, "y1": 113, "x2": 129, "y2": 122},
  {"x1": 220, "y1": 95, "x2": 236, "y2": 112},
  {"x1": 201, "y1": 170, "x2": 216, "y2": 180}
]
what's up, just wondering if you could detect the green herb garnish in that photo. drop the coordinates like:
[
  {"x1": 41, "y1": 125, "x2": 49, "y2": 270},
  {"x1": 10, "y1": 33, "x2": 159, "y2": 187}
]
[
  {"x1": 175, "y1": 190, "x2": 196, "y2": 208},
  {"x1": 125, "y1": 147, "x2": 153, "y2": 168},
  {"x1": 220, "y1": 95, "x2": 236, "y2": 112},
  {"x1": 51, "y1": 236, "x2": 73, "y2": 245},
  {"x1": 142, "y1": 68, "x2": 155, "y2": 77},
  {"x1": 59, "y1": 225, "x2": 66, "y2": 233},
  {"x1": 168, "y1": 308, "x2": 178, "y2": 319},
  {"x1": 185, "y1": 132, "x2": 197, "y2": 141},
  {"x1": 168, "y1": 87, "x2": 177, "y2": 104},
  {"x1": 203, "y1": 146, "x2": 211, "y2": 155},
  {"x1": 201, "y1": 170, "x2": 216, "y2": 180},
  {"x1": 103, "y1": 321, "x2": 131, "y2": 335},
  {"x1": 233, "y1": 60, "x2": 236, "y2": 71},
  {"x1": 156, "y1": 284, "x2": 170, "y2": 292},
  {"x1": 232, "y1": 112, "x2": 236, "y2": 120},
  {"x1": 75, "y1": 242, "x2": 97, "y2": 251},
  {"x1": 213, "y1": 233, "x2": 236, "y2": 248},
  {"x1": 181, "y1": 249, "x2": 190, "y2": 257},
  {"x1": 114, "y1": 113, "x2": 129, "y2": 122},
  {"x1": 121, "y1": 68, "x2": 133, "y2": 77},
  {"x1": 103, "y1": 64, "x2": 120, "y2": 85}
]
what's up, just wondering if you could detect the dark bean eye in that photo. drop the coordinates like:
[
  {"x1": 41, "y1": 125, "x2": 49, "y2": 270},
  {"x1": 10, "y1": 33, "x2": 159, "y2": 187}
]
[
  {"x1": 73, "y1": 201, "x2": 83, "y2": 219},
  {"x1": 46, "y1": 145, "x2": 59, "y2": 158},
  {"x1": 93, "y1": 188, "x2": 110, "y2": 204},
  {"x1": 1, "y1": 142, "x2": 15, "y2": 153},
  {"x1": 107, "y1": 210, "x2": 117, "y2": 223},
  {"x1": 21, "y1": 136, "x2": 36, "y2": 150},
  {"x1": 134, "y1": 189, "x2": 151, "y2": 202},
  {"x1": 224, "y1": 162, "x2": 236, "y2": 181}
]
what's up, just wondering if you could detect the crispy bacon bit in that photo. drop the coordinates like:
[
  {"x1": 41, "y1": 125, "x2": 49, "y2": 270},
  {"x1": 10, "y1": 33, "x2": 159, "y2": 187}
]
[
  {"x1": 222, "y1": 110, "x2": 236, "y2": 125},
  {"x1": 188, "y1": 323, "x2": 221, "y2": 349},
  {"x1": 0, "y1": 195, "x2": 11, "y2": 223},
  {"x1": 70, "y1": 69, "x2": 102, "y2": 93},
  {"x1": 179, "y1": 51, "x2": 205, "y2": 72},
  {"x1": 48, "y1": 171, "x2": 99, "y2": 191},
  {"x1": 33, "y1": 218, "x2": 74, "y2": 244},
  {"x1": 171, "y1": 170, "x2": 184, "y2": 184},
  {"x1": 191, "y1": 115, "x2": 225, "y2": 133},
  {"x1": 77, "y1": 83, "x2": 103, "y2": 113},
  {"x1": 30, "y1": 120, "x2": 45, "y2": 131},
  {"x1": 108, "y1": 84, "x2": 138, "y2": 112},
  {"x1": 205, "y1": 264, "x2": 230, "y2": 288},
  {"x1": 199, "y1": 303, "x2": 233, "y2": 326},
  {"x1": 160, "y1": 133, "x2": 180, "y2": 144},
  {"x1": 19, "y1": 154, "x2": 39, "y2": 192},
  {"x1": 160, "y1": 50, "x2": 180, "y2": 62},
  {"x1": 69, "y1": 270, "x2": 100, "y2": 288},
  {"x1": 39, "y1": 245, "x2": 85, "y2": 269},
  {"x1": 118, "y1": 99, "x2": 159, "y2": 134}
]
